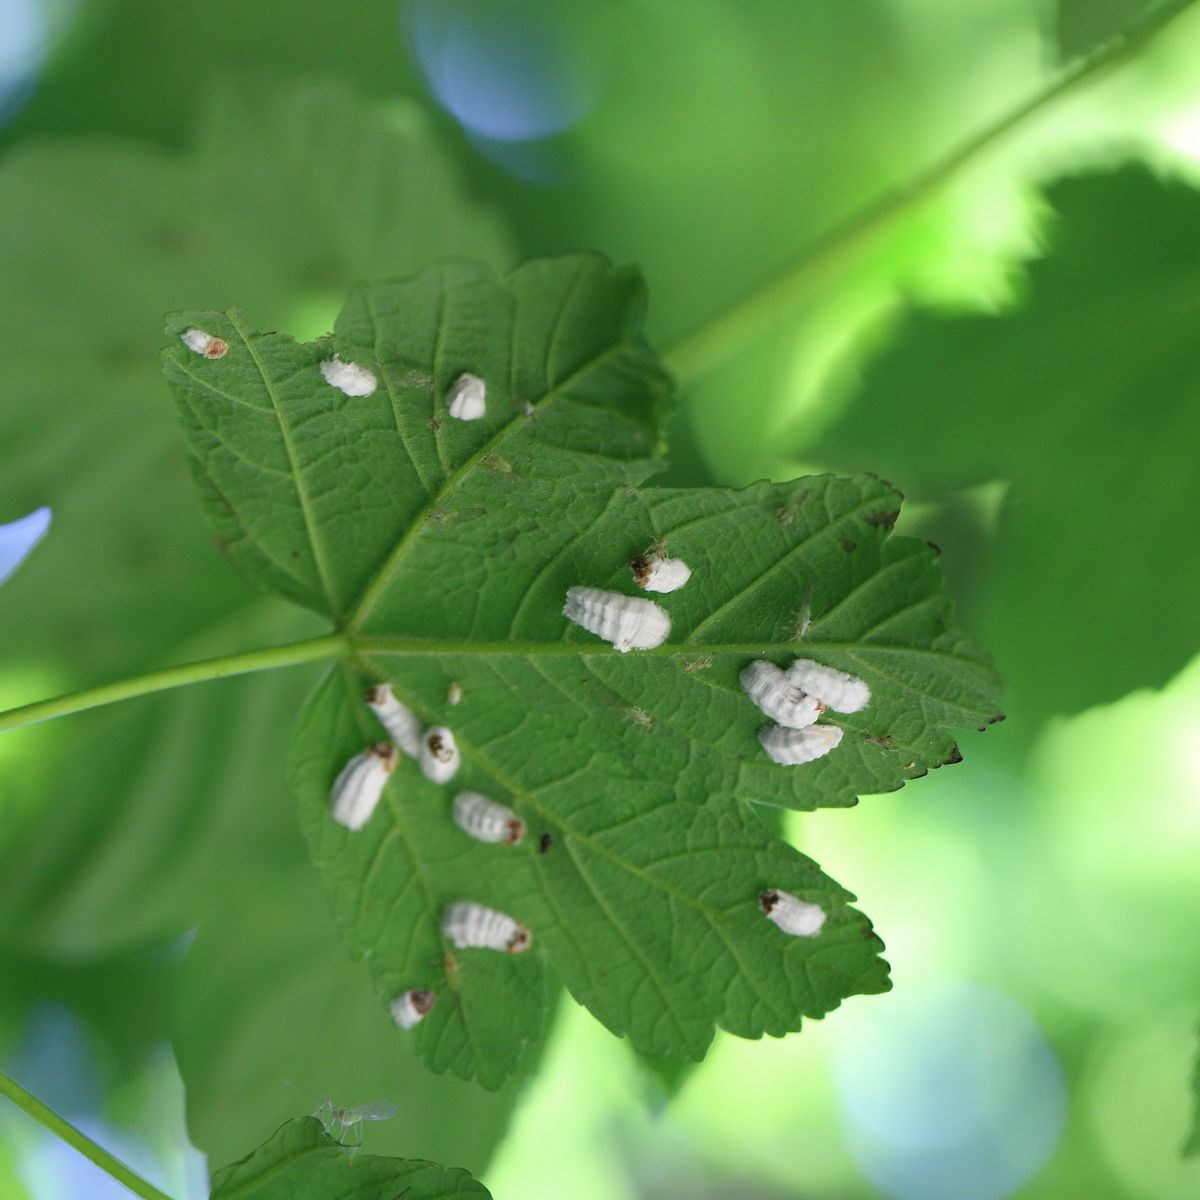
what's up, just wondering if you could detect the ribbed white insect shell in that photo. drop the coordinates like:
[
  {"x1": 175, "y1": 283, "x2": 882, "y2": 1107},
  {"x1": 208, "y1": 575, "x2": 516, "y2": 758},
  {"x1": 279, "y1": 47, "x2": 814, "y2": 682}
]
[
  {"x1": 330, "y1": 742, "x2": 398, "y2": 830},
  {"x1": 563, "y1": 587, "x2": 671, "y2": 652},
  {"x1": 441, "y1": 901, "x2": 531, "y2": 953},
  {"x1": 319, "y1": 354, "x2": 377, "y2": 397},
  {"x1": 760, "y1": 888, "x2": 826, "y2": 937},
  {"x1": 786, "y1": 659, "x2": 871, "y2": 713},
  {"x1": 758, "y1": 723, "x2": 844, "y2": 765},
  {"x1": 389, "y1": 988, "x2": 437, "y2": 1030},
  {"x1": 447, "y1": 372, "x2": 486, "y2": 420},
  {"x1": 420, "y1": 726, "x2": 460, "y2": 784},
  {"x1": 180, "y1": 327, "x2": 228, "y2": 359},
  {"x1": 632, "y1": 554, "x2": 691, "y2": 594},
  {"x1": 740, "y1": 661, "x2": 824, "y2": 729},
  {"x1": 365, "y1": 682, "x2": 424, "y2": 758},
  {"x1": 453, "y1": 791, "x2": 525, "y2": 845}
]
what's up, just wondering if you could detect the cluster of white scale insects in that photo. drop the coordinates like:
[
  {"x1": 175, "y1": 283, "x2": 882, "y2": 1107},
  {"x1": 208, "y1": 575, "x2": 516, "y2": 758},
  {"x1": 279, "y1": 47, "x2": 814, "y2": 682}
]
[{"x1": 164, "y1": 336, "x2": 884, "y2": 1031}]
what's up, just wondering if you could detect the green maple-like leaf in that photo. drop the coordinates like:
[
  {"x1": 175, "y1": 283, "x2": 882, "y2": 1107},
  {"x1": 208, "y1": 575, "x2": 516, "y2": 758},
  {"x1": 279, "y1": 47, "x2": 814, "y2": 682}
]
[
  {"x1": 209, "y1": 1117, "x2": 489, "y2": 1200},
  {"x1": 162, "y1": 253, "x2": 1001, "y2": 1086}
]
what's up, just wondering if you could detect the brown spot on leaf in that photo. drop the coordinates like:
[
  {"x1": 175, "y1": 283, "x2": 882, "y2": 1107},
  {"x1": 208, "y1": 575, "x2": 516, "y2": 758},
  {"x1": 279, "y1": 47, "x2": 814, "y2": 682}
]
[
  {"x1": 538, "y1": 832, "x2": 553, "y2": 854},
  {"x1": 865, "y1": 509, "x2": 900, "y2": 530},
  {"x1": 945, "y1": 743, "x2": 963, "y2": 765},
  {"x1": 839, "y1": 536, "x2": 857, "y2": 554}
]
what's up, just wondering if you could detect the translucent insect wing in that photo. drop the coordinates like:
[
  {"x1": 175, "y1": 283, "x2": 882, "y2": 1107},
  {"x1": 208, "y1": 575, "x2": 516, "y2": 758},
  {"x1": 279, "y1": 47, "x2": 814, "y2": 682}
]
[{"x1": 346, "y1": 1099, "x2": 397, "y2": 1122}]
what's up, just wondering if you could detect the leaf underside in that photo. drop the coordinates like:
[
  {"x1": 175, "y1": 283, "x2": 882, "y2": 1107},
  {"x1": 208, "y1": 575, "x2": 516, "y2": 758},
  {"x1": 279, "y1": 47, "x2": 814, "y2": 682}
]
[
  {"x1": 209, "y1": 1117, "x2": 490, "y2": 1200},
  {"x1": 163, "y1": 253, "x2": 1001, "y2": 1087}
]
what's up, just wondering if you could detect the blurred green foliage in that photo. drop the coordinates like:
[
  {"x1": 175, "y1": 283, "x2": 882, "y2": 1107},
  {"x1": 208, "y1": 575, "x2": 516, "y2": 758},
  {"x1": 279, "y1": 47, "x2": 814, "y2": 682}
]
[{"x1": 808, "y1": 169, "x2": 1200, "y2": 733}]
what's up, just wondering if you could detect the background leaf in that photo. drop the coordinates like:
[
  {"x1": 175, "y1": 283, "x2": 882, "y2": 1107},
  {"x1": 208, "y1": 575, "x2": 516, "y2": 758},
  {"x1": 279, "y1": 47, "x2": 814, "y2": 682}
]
[
  {"x1": 164, "y1": 255, "x2": 1001, "y2": 1085},
  {"x1": 807, "y1": 168, "x2": 1200, "y2": 732},
  {"x1": 0, "y1": 76, "x2": 526, "y2": 1177},
  {"x1": 1054, "y1": 0, "x2": 1159, "y2": 60},
  {"x1": 0, "y1": 76, "x2": 510, "y2": 951},
  {"x1": 1189, "y1": 1024, "x2": 1200, "y2": 1155},
  {"x1": 209, "y1": 1116, "x2": 490, "y2": 1200},
  {"x1": 173, "y1": 857, "x2": 532, "y2": 1175}
]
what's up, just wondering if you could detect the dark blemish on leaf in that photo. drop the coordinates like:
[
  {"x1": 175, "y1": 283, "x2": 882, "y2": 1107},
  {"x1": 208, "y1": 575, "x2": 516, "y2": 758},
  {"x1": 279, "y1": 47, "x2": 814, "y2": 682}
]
[
  {"x1": 865, "y1": 509, "x2": 900, "y2": 530},
  {"x1": 910, "y1": 767, "x2": 928, "y2": 779},
  {"x1": 864, "y1": 471, "x2": 899, "y2": 494},
  {"x1": 945, "y1": 743, "x2": 963, "y2": 765},
  {"x1": 926, "y1": 540, "x2": 942, "y2": 555},
  {"x1": 630, "y1": 553, "x2": 652, "y2": 586},
  {"x1": 408, "y1": 988, "x2": 436, "y2": 1017},
  {"x1": 839, "y1": 536, "x2": 857, "y2": 554},
  {"x1": 758, "y1": 889, "x2": 780, "y2": 915},
  {"x1": 428, "y1": 415, "x2": 441, "y2": 432},
  {"x1": 538, "y1": 832, "x2": 553, "y2": 854},
  {"x1": 988, "y1": 712, "x2": 1006, "y2": 725}
]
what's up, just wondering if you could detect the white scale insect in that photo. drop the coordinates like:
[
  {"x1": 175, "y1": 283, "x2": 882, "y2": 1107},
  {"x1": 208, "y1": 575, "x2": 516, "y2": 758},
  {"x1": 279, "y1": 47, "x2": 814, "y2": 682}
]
[
  {"x1": 446, "y1": 372, "x2": 486, "y2": 421},
  {"x1": 319, "y1": 354, "x2": 377, "y2": 397},
  {"x1": 740, "y1": 661, "x2": 825, "y2": 729},
  {"x1": 420, "y1": 726, "x2": 460, "y2": 784},
  {"x1": 786, "y1": 660, "x2": 871, "y2": 714},
  {"x1": 441, "y1": 901, "x2": 531, "y2": 953},
  {"x1": 313, "y1": 1097, "x2": 397, "y2": 1147},
  {"x1": 630, "y1": 548, "x2": 691, "y2": 594},
  {"x1": 179, "y1": 326, "x2": 228, "y2": 359},
  {"x1": 759, "y1": 888, "x2": 826, "y2": 938},
  {"x1": 329, "y1": 742, "x2": 398, "y2": 830},
  {"x1": 389, "y1": 987, "x2": 437, "y2": 1030},
  {"x1": 743, "y1": 658, "x2": 870, "y2": 765},
  {"x1": 453, "y1": 791, "x2": 525, "y2": 845},
  {"x1": 365, "y1": 682, "x2": 424, "y2": 758},
  {"x1": 758, "y1": 723, "x2": 844, "y2": 765},
  {"x1": 563, "y1": 587, "x2": 671, "y2": 652}
]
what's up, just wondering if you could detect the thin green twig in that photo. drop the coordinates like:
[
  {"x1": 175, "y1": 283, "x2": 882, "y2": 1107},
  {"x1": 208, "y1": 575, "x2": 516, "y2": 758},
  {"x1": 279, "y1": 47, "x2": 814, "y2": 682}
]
[
  {"x1": 0, "y1": 633, "x2": 346, "y2": 735},
  {"x1": 662, "y1": 0, "x2": 1200, "y2": 385},
  {"x1": 0, "y1": 1070, "x2": 174, "y2": 1200}
]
